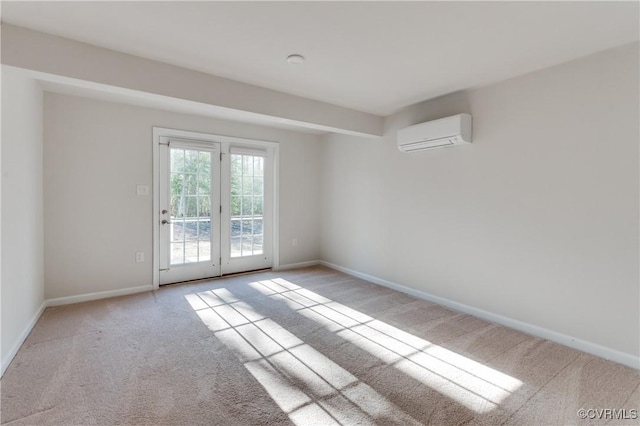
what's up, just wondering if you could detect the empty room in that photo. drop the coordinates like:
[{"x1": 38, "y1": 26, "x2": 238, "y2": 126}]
[{"x1": 1, "y1": 1, "x2": 638, "y2": 425}]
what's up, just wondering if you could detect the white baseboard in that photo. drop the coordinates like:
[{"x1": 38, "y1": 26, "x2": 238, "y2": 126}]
[
  {"x1": 2, "y1": 284, "x2": 154, "y2": 378},
  {"x1": 46, "y1": 285, "x2": 154, "y2": 307},
  {"x1": 1, "y1": 301, "x2": 46, "y2": 377},
  {"x1": 273, "y1": 260, "x2": 321, "y2": 271},
  {"x1": 320, "y1": 261, "x2": 640, "y2": 370}
]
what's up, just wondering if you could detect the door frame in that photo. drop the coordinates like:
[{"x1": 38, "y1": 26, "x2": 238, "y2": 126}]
[{"x1": 152, "y1": 127, "x2": 280, "y2": 290}]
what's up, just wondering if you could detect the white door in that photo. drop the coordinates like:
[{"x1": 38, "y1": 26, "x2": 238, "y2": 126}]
[
  {"x1": 220, "y1": 147, "x2": 273, "y2": 275},
  {"x1": 157, "y1": 133, "x2": 275, "y2": 286},
  {"x1": 159, "y1": 138, "x2": 221, "y2": 284}
]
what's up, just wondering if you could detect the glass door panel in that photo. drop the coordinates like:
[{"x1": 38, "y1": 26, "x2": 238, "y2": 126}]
[
  {"x1": 170, "y1": 149, "x2": 212, "y2": 264},
  {"x1": 159, "y1": 139, "x2": 220, "y2": 285},
  {"x1": 221, "y1": 149, "x2": 271, "y2": 275},
  {"x1": 230, "y1": 153, "x2": 264, "y2": 258}
]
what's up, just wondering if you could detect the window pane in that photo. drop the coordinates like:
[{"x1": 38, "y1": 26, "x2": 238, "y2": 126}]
[
  {"x1": 241, "y1": 196, "x2": 253, "y2": 216},
  {"x1": 252, "y1": 177, "x2": 263, "y2": 195},
  {"x1": 243, "y1": 156, "x2": 253, "y2": 176},
  {"x1": 231, "y1": 175, "x2": 241, "y2": 196},
  {"x1": 231, "y1": 196, "x2": 241, "y2": 216},
  {"x1": 197, "y1": 173, "x2": 210, "y2": 196},
  {"x1": 198, "y1": 219, "x2": 211, "y2": 241},
  {"x1": 231, "y1": 155, "x2": 242, "y2": 176},
  {"x1": 253, "y1": 157, "x2": 264, "y2": 177},
  {"x1": 242, "y1": 219, "x2": 252, "y2": 237},
  {"x1": 242, "y1": 236, "x2": 253, "y2": 255},
  {"x1": 171, "y1": 221, "x2": 185, "y2": 242},
  {"x1": 199, "y1": 196, "x2": 211, "y2": 218},
  {"x1": 229, "y1": 153, "x2": 266, "y2": 258},
  {"x1": 184, "y1": 241, "x2": 198, "y2": 263},
  {"x1": 170, "y1": 174, "x2": 184, "y2": 217},
  {"x1": 171, "y1": 242, "x2": 184, "y2": 265},
  {"x1": 186, "y1": 174, "x2": 197, "y2": 195},
  {"x1": 169, "y1": 147, "x2": 218, "y2": 265},
  {"x1": 185, "y1": 150, "x2": 198, "y2": 173},
  {"x1": 253, "y1": 218, "x2": 263, "y2": 236},
  {"x1": 242, "y1": 176, "x2": 253, "y2": 195},
  {"x1": 184, "y1": 219, "x2": 198, "y2": 241},
  {"x1": 241, "y1": 219, "x2": 253, "y2": 255},
  {"x1": 172, "y1": 198, "x2": 184, "y2": 218},
  {"x1": 253, "y1": 197, "x2": 263, "y2": 216},
  {"x1": 198, "y1": 152, "x2": 211, "y2": 175},
  {"x1": 186, "y1": 196, "x2": 198, "y2": 218},
  {"x1": 171, "y1": 149, "x2": 185, "y2": 173},
  {"x1": 230, "y1": 219, "x2": 241, "y2": 238}
]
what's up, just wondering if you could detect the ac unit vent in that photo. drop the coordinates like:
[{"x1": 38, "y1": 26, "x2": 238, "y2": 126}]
[{"x1": 397, "y1": 114, "x2": 472, "y2": 153}]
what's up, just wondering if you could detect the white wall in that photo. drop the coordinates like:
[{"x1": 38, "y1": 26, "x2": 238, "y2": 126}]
[
  {"x1": 320, "y1": 43, "x2": 639, "y2": 360},
  {"x1": 44, "y1": 93, "x2": 322, "y2": 300},
  {"x1": 1, "y1": 70, "x2": 45, "y2": 374}
]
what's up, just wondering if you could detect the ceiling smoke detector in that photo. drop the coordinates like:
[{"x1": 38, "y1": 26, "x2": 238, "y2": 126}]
[{"x1": 286, "y1": 54, "x2": 305, "y2": 65}]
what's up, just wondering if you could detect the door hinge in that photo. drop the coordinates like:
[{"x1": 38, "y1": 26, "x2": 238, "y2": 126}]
[
  {"x1": 220, "y1": 152, "x2": 223, "y2": 161},
  {"x1": 219, "y1": 257, "x2": 222, "y2": 264},
  {"x1": 220, "y1": 205, "x2": 222, "y2": 213}
]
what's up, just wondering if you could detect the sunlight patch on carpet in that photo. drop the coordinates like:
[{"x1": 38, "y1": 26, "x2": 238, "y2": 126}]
[
  {"x1": 187, "y1": 289, "x2": 420, "y2": 425},
  {"x1": 248, "y1": 278, "x2": 523, "y2": 414}
]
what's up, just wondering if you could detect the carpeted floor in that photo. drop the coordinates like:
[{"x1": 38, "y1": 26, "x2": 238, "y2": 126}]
[{"x1": 1, "y1": 266, "x2": 638, "y2": 425}]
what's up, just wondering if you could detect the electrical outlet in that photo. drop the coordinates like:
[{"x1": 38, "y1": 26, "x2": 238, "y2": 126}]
[
  {"x1": 292, "y1": 238, "x2": 298, "y2": 247},
  {"x1": 136, "y1": 252, "x2": 144, "y2": 263},
  {"x1": 136, "y1": 185, "x2": 149, "y2": 196}
]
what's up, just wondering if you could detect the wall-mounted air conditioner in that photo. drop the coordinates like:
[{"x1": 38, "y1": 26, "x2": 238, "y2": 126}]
[{"x1": 397, "y1": 113, "x2": 472, "y2": 152}]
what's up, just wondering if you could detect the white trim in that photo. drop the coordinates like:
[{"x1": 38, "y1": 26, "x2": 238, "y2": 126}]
[
  {"x1": 1, "y1": 301, "x2": 46, "y2": 377},
  {"x1": 320, "y1": 261, "x2": 640, "y2": 370},
  {"x1": 1, "y1": 285, "x2": 152, "y2": 377},
  {"x1": 229, "y1": 146, "x2": 267, "y2": 156},
  {"x1": 152, "y1": 127, "x2": 161, "y2": 290},
  {"x1": 45, "y1": 285, "x2": 153, "y2": 307},
  {"x1": 273, "y1": 260, "x2": 321, "y2": 271},
  {"x1": 272, "y1": 148, "x2": 280, "y2": 270},
  {"x1": 153, "y1": 127, "x2": 278, "y2": 147}
]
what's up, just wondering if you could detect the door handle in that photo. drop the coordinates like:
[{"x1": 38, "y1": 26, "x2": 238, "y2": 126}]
[{"x1": 162, "y1": 219, "x2": 171, "y2": 225}]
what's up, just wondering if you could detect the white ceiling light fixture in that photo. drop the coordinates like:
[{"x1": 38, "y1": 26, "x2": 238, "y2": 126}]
[{"x1": 286, "y1": 54, "x2": 305, "y2": 64}]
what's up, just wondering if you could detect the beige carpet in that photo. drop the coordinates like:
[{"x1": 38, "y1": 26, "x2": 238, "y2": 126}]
[{"x1": 1, "y1": 266, "x2": 638, "y2": 425}]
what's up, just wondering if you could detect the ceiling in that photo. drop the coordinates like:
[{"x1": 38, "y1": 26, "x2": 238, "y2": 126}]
[{"x1": 2, "y1": 1, "x2": 638, "y2": 116}]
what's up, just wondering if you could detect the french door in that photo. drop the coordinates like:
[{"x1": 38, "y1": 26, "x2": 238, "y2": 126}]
[
  {"x1": 159, "y1": 139, "x2": 221, "y2": 284},
  {"x1": 158, "y1": 135, "x2": 273, "y2": 285},
  {"x1": 222, "y1": 147, "x2": 273, "y2": 275}
]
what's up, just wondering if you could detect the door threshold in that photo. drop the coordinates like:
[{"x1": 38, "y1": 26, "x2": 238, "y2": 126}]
[{"x1": 160, "y1": 268, "x2": 273, "y2": 287}]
